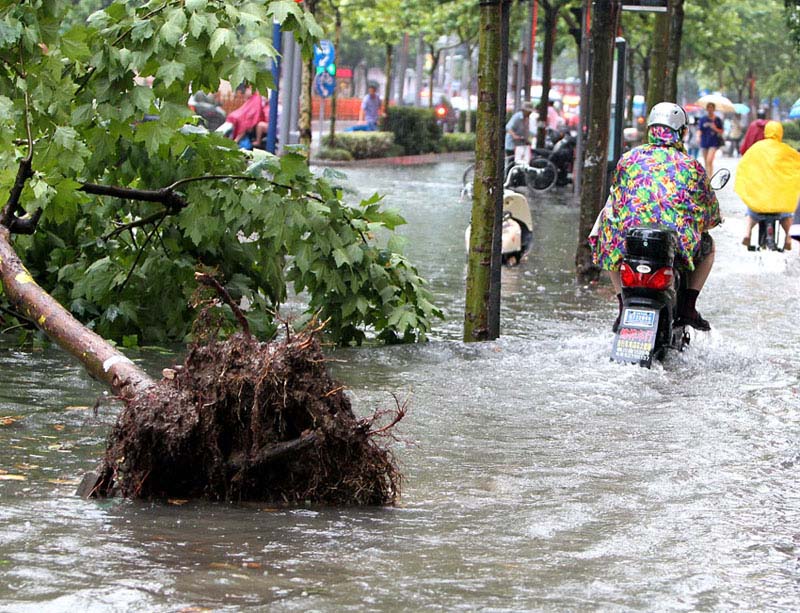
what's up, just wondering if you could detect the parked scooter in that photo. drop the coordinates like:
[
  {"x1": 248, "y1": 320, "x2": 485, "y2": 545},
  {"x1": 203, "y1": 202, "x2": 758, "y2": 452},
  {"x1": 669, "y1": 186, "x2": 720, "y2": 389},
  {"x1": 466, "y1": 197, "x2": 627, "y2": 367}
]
[
  {"x1": 188, "y1": 92, "x2": 227, "y2": 132},
  {"x1": 464, "y1": 189, "x2": 533, "y2": 267},
  {"x1": 530, "y1": 129, "x2": 576, "y2": 187},
  {"x1": 610, "y1": 169, "x2": 729, "y2": 367}
]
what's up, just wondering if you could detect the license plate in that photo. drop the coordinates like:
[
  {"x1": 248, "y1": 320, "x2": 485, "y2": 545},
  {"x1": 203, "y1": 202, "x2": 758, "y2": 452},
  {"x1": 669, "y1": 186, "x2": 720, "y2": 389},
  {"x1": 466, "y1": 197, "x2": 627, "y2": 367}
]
[
  {"x1": 621, "y1": 308, "x2": 656, "y2": 329},
  {"x1": 611, "y1": 308, "x2": 659, "y2": 365}
]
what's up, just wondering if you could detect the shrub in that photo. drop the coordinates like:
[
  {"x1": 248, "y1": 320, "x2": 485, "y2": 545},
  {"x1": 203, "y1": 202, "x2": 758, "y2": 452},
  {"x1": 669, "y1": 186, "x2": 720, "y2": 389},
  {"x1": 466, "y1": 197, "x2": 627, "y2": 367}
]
[
  {"x1": 782, "y1": 120, "x2": 800, "y2": 142},
  {"x1": 457, "y1": 110, "x2": 477, "y2": 133},
  {"x1": 441, "y1": 132, "x2": 476, "y2": 152},
  {"x1": 315, "y1": 146, "x2": 353, "y2": 161},
  {"x1": 382, "y1": 107, "x2": 442, "y2": 155},
  {"x1": 321, "y1": 132, "x2": 395, "y2": 159}
]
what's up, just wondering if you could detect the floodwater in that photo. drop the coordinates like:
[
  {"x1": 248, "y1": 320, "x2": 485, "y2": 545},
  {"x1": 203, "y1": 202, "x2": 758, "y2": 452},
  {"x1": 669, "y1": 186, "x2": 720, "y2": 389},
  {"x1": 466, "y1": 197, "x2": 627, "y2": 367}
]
[{"x1": 1, "y1": 156, "x2": 799, "y2": 611}]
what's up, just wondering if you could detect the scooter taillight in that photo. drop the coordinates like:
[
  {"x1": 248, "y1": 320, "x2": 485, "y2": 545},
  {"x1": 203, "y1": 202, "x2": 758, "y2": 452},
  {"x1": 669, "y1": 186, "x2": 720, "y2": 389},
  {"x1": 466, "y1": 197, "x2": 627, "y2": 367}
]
[{"x1": 620, "y1": 262, "x2": 673, "y2": 290}]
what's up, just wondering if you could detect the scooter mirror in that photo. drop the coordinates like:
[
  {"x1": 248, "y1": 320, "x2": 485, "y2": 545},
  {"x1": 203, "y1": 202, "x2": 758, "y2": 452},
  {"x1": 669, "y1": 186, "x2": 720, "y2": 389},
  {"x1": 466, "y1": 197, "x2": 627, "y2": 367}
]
[{"x1": 709, "y1": 168, "x2": 730, "y2": 191}]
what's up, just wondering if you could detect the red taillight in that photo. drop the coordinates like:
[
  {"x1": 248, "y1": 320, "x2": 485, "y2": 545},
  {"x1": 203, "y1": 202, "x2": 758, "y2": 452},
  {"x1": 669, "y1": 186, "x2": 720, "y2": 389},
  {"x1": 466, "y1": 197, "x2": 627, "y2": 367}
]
[
  {"x1": 620, "y1": 262, "x2": 673, "y2": 290},
  {"x1": 436, "y1": 106, "x2": 446, "y2": 117}
]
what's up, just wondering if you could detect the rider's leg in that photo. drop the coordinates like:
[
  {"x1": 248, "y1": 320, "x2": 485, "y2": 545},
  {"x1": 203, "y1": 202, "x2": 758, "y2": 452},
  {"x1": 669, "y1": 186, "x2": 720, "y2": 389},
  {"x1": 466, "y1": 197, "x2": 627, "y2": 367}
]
[
  {"x1": 609, "y1": 270, "x2": 622, "y2": 332},
  {"x1": 680, "y1": 235, "x2": 714, "y2": 331},
  {"x1": 742, "y1": 212, "x2": 756, "y2": 246},
  {"x1": 688, "y1": 236, "x2": 714, "y2": 291},
  {"x1": 781, "y1": 216, "x2": 793, "y2": 250}
]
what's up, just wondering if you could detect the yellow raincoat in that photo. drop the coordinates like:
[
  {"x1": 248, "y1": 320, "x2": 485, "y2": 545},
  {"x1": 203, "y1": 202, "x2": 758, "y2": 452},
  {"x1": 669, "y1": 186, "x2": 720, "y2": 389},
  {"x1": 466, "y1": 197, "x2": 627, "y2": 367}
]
[{"x1": 734, "y1": 121, "x2": 800, "y2": 214}]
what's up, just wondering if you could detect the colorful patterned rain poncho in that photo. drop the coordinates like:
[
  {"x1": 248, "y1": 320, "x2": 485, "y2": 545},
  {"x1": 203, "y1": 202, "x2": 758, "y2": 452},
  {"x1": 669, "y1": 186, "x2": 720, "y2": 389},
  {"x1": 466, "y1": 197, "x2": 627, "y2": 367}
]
[{"x1": 592, "y1": 125, "x2": 721, "y2": 271}]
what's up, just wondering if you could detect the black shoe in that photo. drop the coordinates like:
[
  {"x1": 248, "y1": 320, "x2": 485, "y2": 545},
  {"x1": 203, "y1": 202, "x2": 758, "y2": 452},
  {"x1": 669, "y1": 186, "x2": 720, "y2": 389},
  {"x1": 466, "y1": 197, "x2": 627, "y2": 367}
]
[
  {"x1": 612, "y1": 314, "x2": 621, "y2": 333},
  {"x1": 676, "y1": 311, "x2": 711, "y2": 332}
]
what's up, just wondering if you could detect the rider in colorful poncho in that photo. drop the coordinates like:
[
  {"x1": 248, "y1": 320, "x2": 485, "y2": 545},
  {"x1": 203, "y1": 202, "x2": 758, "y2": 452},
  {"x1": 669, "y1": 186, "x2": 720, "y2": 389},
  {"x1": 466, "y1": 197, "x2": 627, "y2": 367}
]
[{"x1": 591, "y1": 102, "x2": 722, "y2": 331}]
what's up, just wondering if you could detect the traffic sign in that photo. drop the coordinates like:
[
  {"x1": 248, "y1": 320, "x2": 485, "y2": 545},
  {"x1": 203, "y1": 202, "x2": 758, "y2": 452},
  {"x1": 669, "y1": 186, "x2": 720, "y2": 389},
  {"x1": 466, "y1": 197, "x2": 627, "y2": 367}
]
[
  {"x1": 313, "y1": 40, "x2": 335, "y2": 69},
  {"x1": 314, "y1": 72, "x2": 335, "y2": 98}
]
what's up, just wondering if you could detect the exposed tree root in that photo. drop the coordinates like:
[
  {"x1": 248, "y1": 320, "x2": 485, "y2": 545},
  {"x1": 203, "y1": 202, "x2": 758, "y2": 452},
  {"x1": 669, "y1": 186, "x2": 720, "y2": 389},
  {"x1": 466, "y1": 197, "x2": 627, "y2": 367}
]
[{"x1": 89, "y1": 330, "x2": 403, "y2": 505}]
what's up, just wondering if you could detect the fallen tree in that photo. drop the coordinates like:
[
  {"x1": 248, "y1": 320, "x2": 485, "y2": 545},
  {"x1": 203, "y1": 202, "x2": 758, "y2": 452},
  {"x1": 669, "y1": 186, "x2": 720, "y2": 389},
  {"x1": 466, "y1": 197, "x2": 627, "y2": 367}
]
[{"x1": 0, "y1": 1, "x2": 422, "y2": 504}]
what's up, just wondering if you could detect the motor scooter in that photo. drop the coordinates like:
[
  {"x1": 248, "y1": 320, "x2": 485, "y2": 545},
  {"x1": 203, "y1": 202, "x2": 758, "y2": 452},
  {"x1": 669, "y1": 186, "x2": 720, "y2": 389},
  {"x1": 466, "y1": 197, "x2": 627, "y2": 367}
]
[
  {"x1": 464, "y1": 190, "x2": 533, "y2": 267},
  {"x1": 610, "y1": 169, "x2": 730, "y2": 367}
]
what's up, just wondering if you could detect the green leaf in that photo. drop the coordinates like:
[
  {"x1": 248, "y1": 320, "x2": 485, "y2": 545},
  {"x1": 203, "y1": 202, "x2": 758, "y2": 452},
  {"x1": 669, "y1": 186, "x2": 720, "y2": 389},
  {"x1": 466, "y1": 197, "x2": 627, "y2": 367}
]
[
  {"x1": 266, "y1": 1, "x2": 302, "y2": 25},
  {"x1": 159, "y1": 9, "x2": 187, "y2": 47},
  {"x1": 155, "y1": 60, "x2": 185, "y2": 88},
  {"x1": 209, "y1": 28, "x2": 235, "y2": 57}
]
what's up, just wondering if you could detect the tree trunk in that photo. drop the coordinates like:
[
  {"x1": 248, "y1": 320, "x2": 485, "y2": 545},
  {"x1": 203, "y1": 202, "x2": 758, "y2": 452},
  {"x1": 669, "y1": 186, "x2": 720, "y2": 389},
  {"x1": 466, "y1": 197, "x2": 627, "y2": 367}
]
[
  {"x1": 428, "y1": 46, "x2": 440, "y2": 108},
  {"x1": 465, "y1": 43, "x2": 474, "y2": 133},
  {"x1": 383, "y1": 43, "x2": 393, "y2": 121},
  {"x1": 328, "y1": 8, "x2": 342, "y2": 144},
  {"x1": 664, "y1": 0, "x2": 684, "y2": 102},
  {"x1": 0, "y1": 226, "x2": 153, "y2": 398},
  {"x1": 397, "y1": 33, "x2": 409, "y2": 105},
  {"x1": 464, "y1": 0, "x2": 510, "y2": 342},
  {"x1": 298, "y1": 0, "x2": 317, "y2": 157},
  {"x1": 536, "y1": 3, "x2": 558, "y2": 148},
  {"x1": 575, "y1": 0, "x2": 621, "y2": 283},
  {"x1": 645, "y1": 10, "x2": 670, "y2": 111}
]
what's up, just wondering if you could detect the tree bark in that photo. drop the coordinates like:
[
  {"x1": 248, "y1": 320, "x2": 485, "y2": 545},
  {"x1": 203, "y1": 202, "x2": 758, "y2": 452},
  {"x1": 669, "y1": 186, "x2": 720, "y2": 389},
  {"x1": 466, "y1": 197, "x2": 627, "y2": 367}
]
[
  {"x1": 645, "y1": 10, "x2": 670, "y2": 111},
  {"x1": 428, "y1": 46, "x2": 439, "y2": 108},
  {"x1": 665, "y1": 0, "x2": 684, "y2": 102},
  {"x1": 575, "y1": 0, "x2": 621, "y2": 283},
  {"x1": 328, "y1": 7, "x2": 342, "y2": 144},
  {"x1": 298, "y1": 0, "x2": 317, "y2": 158},
  {"x1": 536, "y1": 2, "x2": 558, "y2": 148},
  {"x1": 0, "y1": 226, "x2": 153, "y2": 398},
  {"x1": 465, "y1": 42, "x2": 474, "y2": 133},
  {"x1": 464, "y1": 0, "x2": 510, "y2": 342},
  {"x1": 383, "y1": 43, "x2": 393, "y2": 121}
]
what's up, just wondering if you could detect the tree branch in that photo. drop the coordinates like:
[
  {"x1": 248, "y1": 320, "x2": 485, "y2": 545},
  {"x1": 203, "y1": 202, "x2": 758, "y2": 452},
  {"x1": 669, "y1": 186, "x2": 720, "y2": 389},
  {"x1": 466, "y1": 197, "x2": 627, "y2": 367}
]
[
  {"x1": 195, "y1": 272, "x2": 252, "y2": 338},
  {"x1": 104, "y1": 210, "x2": 169, "y2": 240}
]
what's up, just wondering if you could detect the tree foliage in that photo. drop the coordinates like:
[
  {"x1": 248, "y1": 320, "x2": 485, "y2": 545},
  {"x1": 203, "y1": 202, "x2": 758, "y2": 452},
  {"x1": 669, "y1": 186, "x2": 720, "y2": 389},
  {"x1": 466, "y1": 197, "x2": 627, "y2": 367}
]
[{"x1": 0, "y1": 0, "x2": 441, "y2": 346}]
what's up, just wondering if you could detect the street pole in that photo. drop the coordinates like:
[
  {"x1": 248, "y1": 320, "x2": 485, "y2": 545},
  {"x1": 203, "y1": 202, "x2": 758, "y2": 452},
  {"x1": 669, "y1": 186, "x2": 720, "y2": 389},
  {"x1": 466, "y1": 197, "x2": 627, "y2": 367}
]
[
  {"x1": 573, "y1": 0, "x2": 590, "y2": 201},
  {"x1": 266, "y1": 21, "x2": 282, "y2": 154},
  {"x1": 278, "y1": 31, "x2": 295, "y2": 154}
]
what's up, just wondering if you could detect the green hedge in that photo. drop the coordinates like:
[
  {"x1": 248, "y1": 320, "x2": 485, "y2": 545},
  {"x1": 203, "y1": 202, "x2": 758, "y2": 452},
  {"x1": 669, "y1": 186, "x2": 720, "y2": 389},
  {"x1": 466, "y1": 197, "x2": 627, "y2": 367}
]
[
  {"x1": 441, "y1": 132, "x2": 476, "y2": 152},
  {"x1": 321, "y1": 132, "x2": 395, "y2": 159},
  {"x1": 457, "y1": 110, "x2": 477, "y2": 133},
  {"x1": 316, "y1": 146, "x2": 353, "y2": 161},
  {"x1": 382, "y1": 107, "x2": 442, "y2": 155},
  {"x1": 782, "y1": 120, "x2": 800, "y2": 142}
]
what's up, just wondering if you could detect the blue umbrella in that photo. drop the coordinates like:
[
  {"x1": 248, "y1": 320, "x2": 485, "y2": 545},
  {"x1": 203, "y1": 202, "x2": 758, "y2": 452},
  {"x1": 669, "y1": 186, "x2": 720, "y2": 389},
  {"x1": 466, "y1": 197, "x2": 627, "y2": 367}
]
[
  {"x1": 732, "y1": 103, "x2": 750, "y2": 115},
  {"x1": 790, "y1": 99, "x2": 800, "y2": 120}
]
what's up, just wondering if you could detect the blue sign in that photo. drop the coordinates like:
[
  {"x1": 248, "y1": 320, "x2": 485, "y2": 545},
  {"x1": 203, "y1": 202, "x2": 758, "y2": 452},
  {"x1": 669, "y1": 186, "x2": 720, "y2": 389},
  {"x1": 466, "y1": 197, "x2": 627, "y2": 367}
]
[
  {"x1": 313, "y1": 40, "x2": 335, "y2": 68},
  {"x1": 314, "y1": 72, "x2": 335, "y2": 98}
]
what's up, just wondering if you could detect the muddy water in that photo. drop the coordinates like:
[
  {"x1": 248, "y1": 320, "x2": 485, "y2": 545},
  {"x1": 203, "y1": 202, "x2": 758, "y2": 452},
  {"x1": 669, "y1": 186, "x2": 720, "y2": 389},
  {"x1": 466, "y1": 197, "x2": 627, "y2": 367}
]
[{"x1": 1, "y1": 157, "x2": 799, "y2": 611}]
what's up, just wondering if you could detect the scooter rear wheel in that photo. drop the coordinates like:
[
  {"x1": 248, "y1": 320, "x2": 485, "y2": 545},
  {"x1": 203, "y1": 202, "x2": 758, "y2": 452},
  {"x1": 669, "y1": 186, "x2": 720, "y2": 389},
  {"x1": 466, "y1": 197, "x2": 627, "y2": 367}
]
[{"x1": 526, "y1": 158, "x2": 557, "y2": 192}]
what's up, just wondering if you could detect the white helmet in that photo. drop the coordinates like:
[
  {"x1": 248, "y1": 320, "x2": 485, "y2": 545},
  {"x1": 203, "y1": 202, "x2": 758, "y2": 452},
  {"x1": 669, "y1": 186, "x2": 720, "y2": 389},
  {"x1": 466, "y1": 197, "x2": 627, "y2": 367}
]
[{"x1": 647, "y1": 102, "x2": 688, "y2": 132}]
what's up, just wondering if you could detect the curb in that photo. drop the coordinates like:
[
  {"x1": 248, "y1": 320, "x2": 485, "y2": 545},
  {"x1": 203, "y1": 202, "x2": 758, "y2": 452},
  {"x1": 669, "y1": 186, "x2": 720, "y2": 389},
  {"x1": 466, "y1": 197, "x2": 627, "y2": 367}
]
[{"x1": 311, "y1": 150, "x2": 474, "y2": 168}]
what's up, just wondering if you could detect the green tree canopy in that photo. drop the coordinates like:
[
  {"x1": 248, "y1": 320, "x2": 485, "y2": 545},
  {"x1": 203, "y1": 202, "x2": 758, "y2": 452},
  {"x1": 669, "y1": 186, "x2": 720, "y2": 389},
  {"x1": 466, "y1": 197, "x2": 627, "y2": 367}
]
[{"x1": 0, "y1": 0, "x2": 441, "y2": 346}]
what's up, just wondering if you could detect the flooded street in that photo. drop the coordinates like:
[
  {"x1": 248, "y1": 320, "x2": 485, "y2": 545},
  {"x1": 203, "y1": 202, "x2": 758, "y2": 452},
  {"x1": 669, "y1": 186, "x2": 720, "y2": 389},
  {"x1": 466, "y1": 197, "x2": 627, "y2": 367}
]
[{"x1": 1, "y1": 156, "x2": 800, "y2": 611}]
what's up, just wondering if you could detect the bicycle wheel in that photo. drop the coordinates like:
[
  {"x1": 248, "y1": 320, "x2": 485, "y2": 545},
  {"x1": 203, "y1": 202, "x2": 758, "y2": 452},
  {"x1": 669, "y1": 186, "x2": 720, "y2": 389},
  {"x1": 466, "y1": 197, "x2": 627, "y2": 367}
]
[{"x1": 526, "y1": 158, "x2": 557, "y2": 192}]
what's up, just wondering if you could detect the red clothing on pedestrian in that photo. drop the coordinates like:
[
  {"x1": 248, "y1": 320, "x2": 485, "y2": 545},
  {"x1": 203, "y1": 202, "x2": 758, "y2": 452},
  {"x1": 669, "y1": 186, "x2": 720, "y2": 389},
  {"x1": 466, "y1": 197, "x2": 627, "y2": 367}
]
[
  {"x1": 739, "y1": 119, "x2": 768, "y2": 155},
  {"x1": 227, "y1": 93, "x2": 266, "y2": 141}
]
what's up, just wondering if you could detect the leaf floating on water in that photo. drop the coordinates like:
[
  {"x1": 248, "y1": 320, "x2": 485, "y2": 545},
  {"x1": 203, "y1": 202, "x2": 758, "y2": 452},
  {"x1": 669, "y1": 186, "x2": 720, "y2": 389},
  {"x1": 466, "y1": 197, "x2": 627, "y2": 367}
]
[
  {"x1": 0, "y1": 475, "x2": 27, "y2": 481},
  {"x1": 208, "y1": 562, "x2": 237, "y2": 570},
  {"x1": 242, "y1": 562, "x2": 262, "y2": 569},
  {"x1": 178, "y1": 607, "x2": 212, "y2": 613},
  {"x1": 47, "y1": 478, "x2": 81, "y2": 485},
  {"x1": 64, "y1": 405, "x2": 91, "y2": 411},
  {"x1": 53, "y1": 425, "x2": 65, "y2": 432},
  {"x1": 167, "y1": 498, "x2": 188, "y2": 506},
  {"x1": 14, "y1": 464, "x2": 39, "y2": 470},
  {"x1": 0, "y1": 416, "x2": 23, "y2": 426}
]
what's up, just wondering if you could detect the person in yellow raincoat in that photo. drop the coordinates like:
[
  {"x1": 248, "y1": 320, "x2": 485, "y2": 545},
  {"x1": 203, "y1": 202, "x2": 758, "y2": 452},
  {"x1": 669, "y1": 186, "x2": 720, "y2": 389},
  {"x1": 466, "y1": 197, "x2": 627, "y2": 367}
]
[{"x1": 734, "y1": 121, "x2": 800, "y2": 250}]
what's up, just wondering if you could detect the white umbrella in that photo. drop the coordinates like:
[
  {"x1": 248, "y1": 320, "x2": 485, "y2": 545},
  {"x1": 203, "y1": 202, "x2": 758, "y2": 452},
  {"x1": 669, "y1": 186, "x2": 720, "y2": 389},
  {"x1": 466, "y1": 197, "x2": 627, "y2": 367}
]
[{"x1": 696, "y1": 93, "x2": 735, "y2": 113}]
